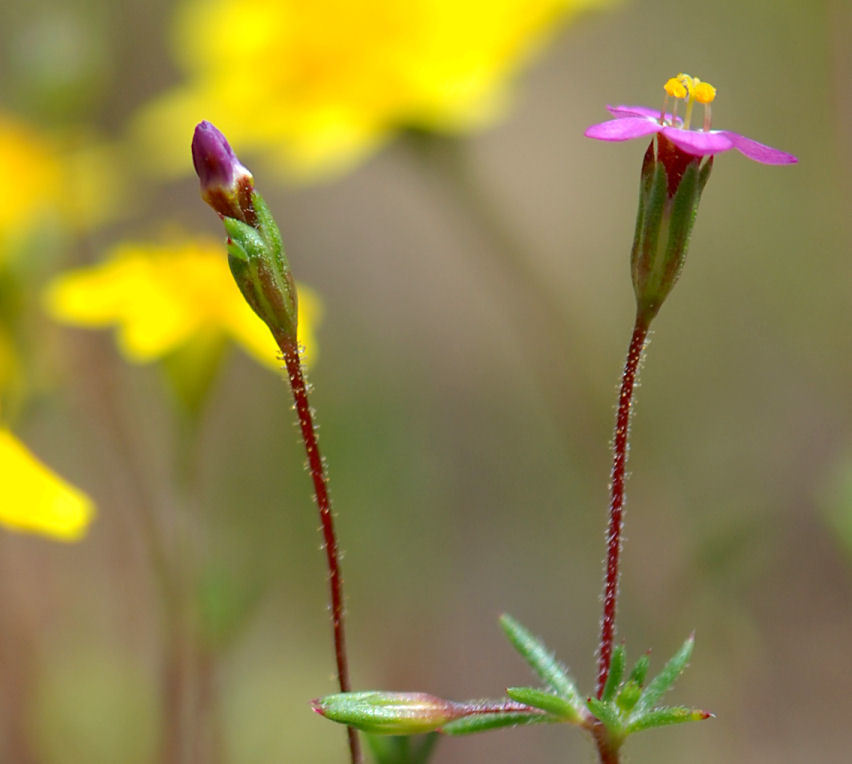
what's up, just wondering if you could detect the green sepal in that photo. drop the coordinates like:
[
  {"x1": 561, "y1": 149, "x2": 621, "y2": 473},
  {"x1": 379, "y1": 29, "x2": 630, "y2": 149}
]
[
  {"x1": 224, "y1": 213, "x2": 298, "y2": 340},
  {"x1": 630, "y1": 136, "x2": 714, "y2": 324},
  {"x1": 658, "y1": 161, "x2": 700, "y2": 294},
  {"x1": 505, "y1": 687, "x2": 581, "y2": 723},
  {"x1": 698, "y1": 156, "x2": 714, "y2": 194},
  {"x1": 630, "y1": 159, "x2": 668, "y2": 320},
  {"x1": 632, "y1": 634, "x2": 695, "y2": 716},
  {"x1": 366, "y1": 733, "x2": 440, "y2": 764},
  {"x1": 498, "y1": 614, "x2": 582, "y2": 710},
  {"x1": 626, "y1": 705, "x2": 712, "y2": 734},
  {"x1": 601, "y1": 644, "x2": 625, "y2": 702},
  {"x1": 440, "y1": 710, "x2": 553, "y2": 736}
]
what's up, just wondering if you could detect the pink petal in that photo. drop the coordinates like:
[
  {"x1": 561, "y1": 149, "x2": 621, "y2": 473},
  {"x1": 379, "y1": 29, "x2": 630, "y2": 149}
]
[
  {"x1": 718, "y1": 131, "x2": 798, "y2": 165},
  {"x1": 585, "y1": 117, "x2": 662, "y2": 142},
  {"x1": 662, "y1": 127, "x2": 734, "y2": 156},
  {"x1": 607, "y1": 105, "x2": 682, "y2": 126}
]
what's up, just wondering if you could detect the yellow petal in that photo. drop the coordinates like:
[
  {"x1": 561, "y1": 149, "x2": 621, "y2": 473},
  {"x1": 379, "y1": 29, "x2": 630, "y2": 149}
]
[
  {"x1": 0, "y1": 430, "x2": 95, "y2": 541},
  {"x1": 135, "y1": 0, "x2": 614, "y2": 179},
  {"x1": 44, "y1": 235, "x2": 323, "y2": 371}
]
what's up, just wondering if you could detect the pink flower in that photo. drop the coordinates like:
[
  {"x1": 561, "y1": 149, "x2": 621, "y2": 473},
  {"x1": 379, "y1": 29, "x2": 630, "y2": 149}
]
[{"x1": 585, "y1": 76, "x2": 797, "y2": 165}]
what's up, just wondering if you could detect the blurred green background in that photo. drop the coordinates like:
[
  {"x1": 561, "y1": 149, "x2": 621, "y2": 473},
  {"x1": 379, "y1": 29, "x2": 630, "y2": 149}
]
[{"x1": 1, "y1": 0, "x2": 850, "y2": 762}]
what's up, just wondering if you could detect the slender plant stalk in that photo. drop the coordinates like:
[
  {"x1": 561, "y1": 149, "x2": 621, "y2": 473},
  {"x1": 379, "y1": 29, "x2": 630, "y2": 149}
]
[
  {"x1": 596, "y1": 317, "x2": 649, "y2": 699},
  {"x1": 276, "y1": 331, "x2": 361, "y2": 764},
  {"x1": 591, "y1": 721, "x2": 621, "y2": 764}
]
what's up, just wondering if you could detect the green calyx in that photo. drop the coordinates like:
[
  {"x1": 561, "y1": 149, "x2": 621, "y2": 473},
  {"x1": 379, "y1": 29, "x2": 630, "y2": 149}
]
[
  {"x1": 630, "y1": 136, "x2": 713, "y2": 325},
  {"x1": 223, "y1": 191, "x2": 298, "y2": 341}
]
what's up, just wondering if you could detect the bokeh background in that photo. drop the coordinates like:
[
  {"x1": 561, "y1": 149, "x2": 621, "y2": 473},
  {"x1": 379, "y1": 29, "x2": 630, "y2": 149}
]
[{"x1": 1, "y1": 0, "x2": 850, "y2": 762}]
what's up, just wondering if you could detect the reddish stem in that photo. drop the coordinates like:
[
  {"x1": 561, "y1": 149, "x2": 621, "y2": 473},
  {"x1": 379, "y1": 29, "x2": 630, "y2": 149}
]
[
  {"x1": 278, "y1": 333, "x2": 361, "y2": 764},
  {"x1": 591, "y1": 722, "x2": 621, "y2": 764},
  {"x1": 596, "y1": 318, "x2": 649, "y2": 699}
]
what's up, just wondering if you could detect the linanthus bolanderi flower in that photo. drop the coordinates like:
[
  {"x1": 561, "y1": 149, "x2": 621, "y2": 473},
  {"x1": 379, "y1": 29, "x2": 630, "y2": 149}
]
[
  {"x1": 137, "y1": 0, "x2": 611, "y2": 179},
  {"x1": 0, "y1": 428, "x2": 94, "y2": 541},
  {"x1": 585, "y1": 73, "x2": 797, "y2": 326},
  {"x1": 42, "y1": 235, "x2": 321, "y2": 371},
  {"x1": 191, "y1": 121, "x2": 300, "y2": 344}
]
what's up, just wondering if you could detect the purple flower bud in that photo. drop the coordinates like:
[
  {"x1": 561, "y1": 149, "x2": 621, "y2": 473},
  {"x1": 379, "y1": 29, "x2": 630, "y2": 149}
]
[{"x1": 191, "y1": 121, "x2": 255, "y2": 222}]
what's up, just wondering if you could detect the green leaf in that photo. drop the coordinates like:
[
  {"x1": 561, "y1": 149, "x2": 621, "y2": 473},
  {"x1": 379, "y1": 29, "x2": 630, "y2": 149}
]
[
  {"x1": 626, "y1": 706, "x2": 712, "y2": 734},
  {"x1": 615, "y1": 680, "x2": 641, "y2": 713},
  {"x1": 627, "y1": 652, "x2": 650, "y2": 686},
  {"x1": 633, "y1": 634, "x2": 694, "y2": 716},
  {"x1": 585, "y1": 697, "x2": 623, "y2": 735},
  {"x1": 366, "y1": 733, "x2": 440, "y2": 764},
  {"x1": 505, "y1": 687, "x2": 581, "y2": 722},
  {"x1": 441, "y1": 711, "x2": 552, "y2": 736},
  {"x1": 498, "y1": 614, "x2": 581, "y2": 709},
  {"x1": 601, "y1": 644, "x2": 625, "y2": 702}
]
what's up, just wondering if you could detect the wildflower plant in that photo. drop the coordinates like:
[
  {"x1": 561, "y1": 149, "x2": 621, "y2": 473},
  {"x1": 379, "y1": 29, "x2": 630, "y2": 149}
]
[
  {"x1": 192, "y1": 120, "x2": 361, "y2": 762},
  {"x1": 194, "y1": 73, "x2": 795, "y2": 764},
  {"x1": 307, "y1": 74, "x2": 795, "y2": 762}
]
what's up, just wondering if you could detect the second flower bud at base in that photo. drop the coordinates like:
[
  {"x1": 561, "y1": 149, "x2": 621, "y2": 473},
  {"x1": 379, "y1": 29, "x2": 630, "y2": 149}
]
[{"x1": 312, "y1": 692, "x2": 462, "y2": 735}]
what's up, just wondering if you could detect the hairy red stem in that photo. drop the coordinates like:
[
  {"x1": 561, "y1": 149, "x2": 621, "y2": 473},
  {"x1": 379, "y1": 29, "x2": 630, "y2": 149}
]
[
  {"x1": 278, "y1": 333, "x2": 361, "y2": 764},
  {"x1": 591, "y1": 721, "x2": 621, "y2": 764},
  {"x1": 596, "y1": 318, "x2": 649, "y2": 699}
]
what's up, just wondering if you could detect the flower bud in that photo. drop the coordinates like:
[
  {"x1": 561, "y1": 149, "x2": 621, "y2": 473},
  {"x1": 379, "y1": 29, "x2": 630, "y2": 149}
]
[
  {"x1": 193, "y1": 122, "x2": 298, "y2": 340},
  {"x1": 223, "y1": 202, "x2": 298, "y2": 341},
  {"x1": 312, "y1": 691, "x2": 461, "y2": 735},
  {"x1": 630, "y1": 134, "x2": 713, "y2": 325},
  {"x1": 191, "y1": 121, "x2": 255, "y2": 223}
]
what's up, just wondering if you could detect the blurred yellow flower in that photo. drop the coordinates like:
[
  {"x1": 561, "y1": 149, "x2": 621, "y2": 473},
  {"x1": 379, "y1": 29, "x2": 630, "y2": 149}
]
[
  {"x1": 0, "y1": 428, "x2": 94, "y2": 541},
  {"x1": 0, "y1": 111, "x2": 124, "y2": 256},
  {"x1": 42, "y1": 236, "x2": 322, "y2": 370},
  {"x1": 0, "y1": 114, "x2": 62, "y2": 253},
  {"x1": 136, "y1": 0, "x2": 609, "y2": 178}
]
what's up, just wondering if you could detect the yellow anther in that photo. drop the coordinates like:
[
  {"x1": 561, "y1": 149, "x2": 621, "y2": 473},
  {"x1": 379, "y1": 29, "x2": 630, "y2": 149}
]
[
  {"x1": 693, "y1": 81, "x2": 716, "y2": 104},
  {"x1": 664, "y1": 77, "x2": 687, "y2": 99},
  {"x1": 677, "y1": 73, "x2": 696, "y2": 91}
]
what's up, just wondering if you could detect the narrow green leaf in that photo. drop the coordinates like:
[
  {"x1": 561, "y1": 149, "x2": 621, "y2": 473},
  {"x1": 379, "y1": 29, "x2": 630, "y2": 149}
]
[
  {"x1": 366, "y1": 735, "x2": 410, "y2": 764},
  {"x1": 366, "y1": 733, "x2": 440, "y2": 764},
  {"x1": 499, "y1": 614, "x2": 581, "y2": 709},
  {"x1": 633, "y1": 634, "x2": 695, "y2": 716},
  {"x1": 585, "y1": 698, "x2": 623, "y2": 736},
  {"x1": 601, "y1": 645, "x2": 625, "y2": 702},
  {"x1": 441, "y1": 711, "x2": 553, "y2": 736},
  {"x1": 628, "y1": 652, "x2": 650, "y2": 686},
  {"x1": 410, "y1": 733, "x2": 441, "y2": 764},
  {"x1": 505, "y1": 687, "x2": 581, "y2": 722},
  {"x1": 626, "y1": 706, "x2": 713, "y2": 734}
]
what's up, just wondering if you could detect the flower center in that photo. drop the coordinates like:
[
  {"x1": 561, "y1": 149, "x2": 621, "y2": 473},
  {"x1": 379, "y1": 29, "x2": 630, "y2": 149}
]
[{"x1": 661, "y1": 73, "x2": 716, "y2": 131}]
